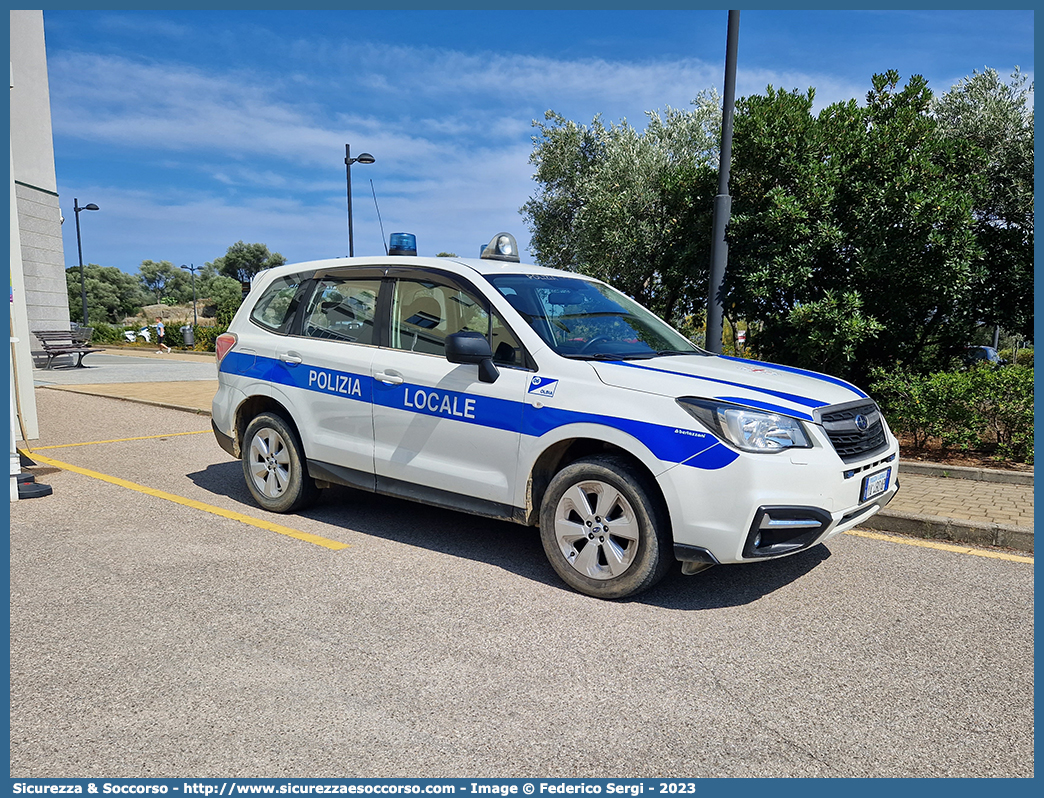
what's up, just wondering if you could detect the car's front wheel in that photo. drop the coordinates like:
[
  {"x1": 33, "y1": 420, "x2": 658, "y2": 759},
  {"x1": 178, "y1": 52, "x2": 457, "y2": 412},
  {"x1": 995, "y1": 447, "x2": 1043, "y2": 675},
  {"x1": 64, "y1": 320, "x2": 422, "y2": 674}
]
[
  {"x1": 539, "y1": 455, "x2": 673, "y2": 599},
  {"x1": 242, "y1": 412, "x2": 320, "y2": 513}
]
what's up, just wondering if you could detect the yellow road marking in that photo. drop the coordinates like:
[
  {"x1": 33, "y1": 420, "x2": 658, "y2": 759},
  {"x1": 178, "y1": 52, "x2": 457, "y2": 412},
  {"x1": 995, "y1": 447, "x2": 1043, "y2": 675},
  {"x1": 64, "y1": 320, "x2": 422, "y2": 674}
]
[
  {"x1": 27, "y1": 430, "x2": 212, "y2": 450},
  {"x1": 24, "y1": 442, "x2": 1029, "y2": 564},
  {"x1": 25, "y1": 451, "x2": 350, "y2": 551},
  {"x1": 846, "y1": 528, "x2": 1032, "y2": 563}
]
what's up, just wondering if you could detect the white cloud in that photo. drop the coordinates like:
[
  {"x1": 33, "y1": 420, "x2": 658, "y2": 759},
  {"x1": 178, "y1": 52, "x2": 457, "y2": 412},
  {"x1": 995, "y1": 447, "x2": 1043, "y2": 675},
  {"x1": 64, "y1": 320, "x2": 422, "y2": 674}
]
[
  {"x1": 47, "y1": 38, "x2": 863, "y2": 271},
  {"x1": 54, "y1": 19, "x2": 1021, "y2": 275},
  {"x1": 92, "y1": 13, "x2": 196, "y2": 40},
  {"x1": 50, "y1": 53, "x2": 344, "y2": 165},
  {"x1": 737, "y1": 68, "x2": 868, "y2": 111}
]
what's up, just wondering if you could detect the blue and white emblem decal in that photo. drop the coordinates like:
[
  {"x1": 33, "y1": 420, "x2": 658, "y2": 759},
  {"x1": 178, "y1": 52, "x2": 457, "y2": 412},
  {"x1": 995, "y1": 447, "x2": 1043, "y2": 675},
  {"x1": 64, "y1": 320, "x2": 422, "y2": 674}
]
[{"x1": 528, "y1": 376, "x2": 559, "y2": 398}]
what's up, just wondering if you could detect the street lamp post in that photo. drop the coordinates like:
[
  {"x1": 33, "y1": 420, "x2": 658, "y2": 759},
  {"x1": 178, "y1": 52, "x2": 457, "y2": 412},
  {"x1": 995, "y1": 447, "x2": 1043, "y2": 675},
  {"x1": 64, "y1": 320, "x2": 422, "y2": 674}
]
[
  {"x1": 345, "y1": 144, "x2": 375, "y2": 257},
  {"x1": 181, "y1": 263, "x2": 199, "y2": 326},
  {"x1": 73, "y1": 198, "x2": 99, "y2": 326},
  {"x1": 706, "y1": 10, "x2": 740, "y2": 354}
]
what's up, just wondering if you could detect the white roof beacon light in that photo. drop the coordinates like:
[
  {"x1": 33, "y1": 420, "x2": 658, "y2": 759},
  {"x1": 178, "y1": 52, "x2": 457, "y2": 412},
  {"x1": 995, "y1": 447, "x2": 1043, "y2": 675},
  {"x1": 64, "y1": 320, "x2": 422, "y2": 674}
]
[
  {"x1": 481, "y1": 232, "x2": 520, "y2": 263},
  {"x1": 388, "y1": 232, "x2": 417, "y2": 256}
]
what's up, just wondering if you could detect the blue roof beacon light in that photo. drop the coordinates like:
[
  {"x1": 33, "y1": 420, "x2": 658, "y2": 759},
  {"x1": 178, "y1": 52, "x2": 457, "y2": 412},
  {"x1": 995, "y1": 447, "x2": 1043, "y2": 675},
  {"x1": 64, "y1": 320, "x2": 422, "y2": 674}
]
[
  {"x1": 388, "y1": 232, "x2": 417, "y2": 256},
  {"x1": 481, "y1": 232, "x2": 520, "y2": 263}
]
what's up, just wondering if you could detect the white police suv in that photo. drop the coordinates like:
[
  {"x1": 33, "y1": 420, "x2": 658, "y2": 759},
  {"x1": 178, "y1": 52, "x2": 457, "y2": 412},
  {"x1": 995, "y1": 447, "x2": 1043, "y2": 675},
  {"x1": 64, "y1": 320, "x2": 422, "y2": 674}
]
[{"x1": 212, "y1": 232, "x2": 899, "y2": 599}]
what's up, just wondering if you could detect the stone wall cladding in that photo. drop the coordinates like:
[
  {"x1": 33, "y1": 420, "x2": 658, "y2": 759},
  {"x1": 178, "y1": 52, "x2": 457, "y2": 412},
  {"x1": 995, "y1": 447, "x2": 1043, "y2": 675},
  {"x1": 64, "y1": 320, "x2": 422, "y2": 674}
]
[{"x1": 16, "y1": 182, "x2": 70, "y2": 334}]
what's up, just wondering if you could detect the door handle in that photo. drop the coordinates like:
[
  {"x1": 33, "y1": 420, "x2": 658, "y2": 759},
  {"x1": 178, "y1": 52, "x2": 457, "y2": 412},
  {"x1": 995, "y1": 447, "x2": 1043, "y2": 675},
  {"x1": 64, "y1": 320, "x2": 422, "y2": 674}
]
[
  {"x1": 375, "y1": 370, "x2": 404, "y2": 385},
  {"x1": 279, "y1": 353, "x2": 303, "y2": 365}
]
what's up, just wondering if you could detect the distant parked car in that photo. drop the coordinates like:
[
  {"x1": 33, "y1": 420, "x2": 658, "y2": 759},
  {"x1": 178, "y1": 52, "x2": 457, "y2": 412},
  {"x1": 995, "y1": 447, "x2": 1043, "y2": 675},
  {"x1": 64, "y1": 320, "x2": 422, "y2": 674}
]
[{"x1": 962, "y1": 346, "x2": 1007, "y2": 368}]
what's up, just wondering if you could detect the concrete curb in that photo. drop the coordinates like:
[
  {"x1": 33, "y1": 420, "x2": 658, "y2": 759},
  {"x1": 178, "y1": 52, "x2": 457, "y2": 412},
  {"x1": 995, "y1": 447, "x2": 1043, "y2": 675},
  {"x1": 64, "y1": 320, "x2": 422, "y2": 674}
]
[
  {"x1": 862, "y1": 508, "x2": 1033, "y2": 554},
  {"x1": 900, "y1": 461, "x2": 1033, "y2": 486}
]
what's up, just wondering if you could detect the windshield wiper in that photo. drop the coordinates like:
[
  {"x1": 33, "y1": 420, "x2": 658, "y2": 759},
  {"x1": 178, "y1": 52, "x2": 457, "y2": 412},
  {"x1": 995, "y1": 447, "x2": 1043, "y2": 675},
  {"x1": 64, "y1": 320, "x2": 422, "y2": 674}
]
[
  {"x1": 655, "y1": 349, "x2": 704, "y2": 357},
  {"x1": 561, "y1": 352, "x2": 654, "y2": 361}
]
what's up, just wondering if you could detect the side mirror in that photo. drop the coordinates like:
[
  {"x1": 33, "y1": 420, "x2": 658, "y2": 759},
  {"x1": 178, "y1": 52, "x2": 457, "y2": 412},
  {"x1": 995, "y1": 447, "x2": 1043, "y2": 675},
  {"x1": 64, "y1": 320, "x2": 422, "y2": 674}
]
[{"x1": 445, "y1": 331, "x2": 499, "y2": 383}]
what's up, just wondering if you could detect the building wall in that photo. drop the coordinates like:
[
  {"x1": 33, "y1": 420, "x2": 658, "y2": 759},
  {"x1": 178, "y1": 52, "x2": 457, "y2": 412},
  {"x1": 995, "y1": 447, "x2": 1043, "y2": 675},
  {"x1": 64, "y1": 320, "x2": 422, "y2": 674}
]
[
  {"x1": 10, "y1": 9, "x2": 70, "y2": 334},
  {"x1": 15, "y1": 183, "x2": 68, "y2": 332},
  {"x1": 9, "y1": 8, "x2": 66, "y2": 441},
  {"x1": 10, "y1": 146, "x2": 39, "y2": 441}
]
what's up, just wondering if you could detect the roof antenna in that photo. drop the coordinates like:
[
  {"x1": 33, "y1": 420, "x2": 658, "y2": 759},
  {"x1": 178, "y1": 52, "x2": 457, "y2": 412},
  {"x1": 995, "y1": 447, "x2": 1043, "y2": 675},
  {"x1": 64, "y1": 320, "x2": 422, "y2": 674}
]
[{"x1": 370, "y1": 179, "x2": 388, "y2": 255}]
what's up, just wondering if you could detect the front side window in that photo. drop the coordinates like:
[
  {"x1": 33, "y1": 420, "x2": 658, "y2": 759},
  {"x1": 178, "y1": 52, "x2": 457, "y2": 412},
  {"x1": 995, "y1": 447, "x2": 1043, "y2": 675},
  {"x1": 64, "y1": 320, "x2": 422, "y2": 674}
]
[
  {"x1": 302, "y1": 278, "x2": 381, "y2": 345},
  {"x1": 489, "y1": 274, "x2": 702, "y2": 360},
  {"x1": 390, "y1": 278, "x2": 523, "y2": 366},
  {"x1": 250, "y1": 275, "x2": 303, "y2": 331},
  {"x1": 489, "y1": 312, "x2": 523, "y2": 367}
]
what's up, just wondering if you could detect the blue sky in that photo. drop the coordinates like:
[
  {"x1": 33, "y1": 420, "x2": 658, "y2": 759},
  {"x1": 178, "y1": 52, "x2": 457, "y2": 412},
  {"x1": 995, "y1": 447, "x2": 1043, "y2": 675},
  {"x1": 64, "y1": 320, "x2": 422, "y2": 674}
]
[{"x1": 42, "y1": 8, "x2": 1034, "y2": 275}]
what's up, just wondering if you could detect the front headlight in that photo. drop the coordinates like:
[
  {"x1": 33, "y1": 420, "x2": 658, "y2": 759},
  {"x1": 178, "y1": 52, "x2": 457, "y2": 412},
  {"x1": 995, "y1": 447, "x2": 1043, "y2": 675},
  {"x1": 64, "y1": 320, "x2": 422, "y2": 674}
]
[{"x1": 678, "y1": 398, "x2": 812, "y2": 453}]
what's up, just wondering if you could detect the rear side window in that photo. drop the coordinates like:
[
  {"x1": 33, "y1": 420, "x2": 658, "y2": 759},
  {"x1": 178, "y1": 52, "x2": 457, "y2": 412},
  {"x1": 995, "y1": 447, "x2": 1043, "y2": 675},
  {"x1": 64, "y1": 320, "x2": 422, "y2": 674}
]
[
  {"x1": 302, "y1": 278, "x2": 382, "y2": 345},
  {"x1": 250, "y1": 275, "x2": 304, "y2": 331}
]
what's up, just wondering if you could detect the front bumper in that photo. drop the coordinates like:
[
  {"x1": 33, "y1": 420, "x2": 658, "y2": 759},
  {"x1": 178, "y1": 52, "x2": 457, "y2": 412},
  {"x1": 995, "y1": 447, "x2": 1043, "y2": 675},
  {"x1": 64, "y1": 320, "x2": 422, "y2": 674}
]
[
  {"x1": 740, "y1": 476, "x2": 897, "y2": 559},
  {"x1": 663, "y1": 439, "x2": 900, "y2": 565}
]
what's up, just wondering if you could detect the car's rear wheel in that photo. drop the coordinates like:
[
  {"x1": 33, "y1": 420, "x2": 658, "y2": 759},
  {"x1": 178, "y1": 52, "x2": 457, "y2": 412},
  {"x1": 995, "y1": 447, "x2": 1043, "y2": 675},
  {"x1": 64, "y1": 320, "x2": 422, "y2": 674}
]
[
  {"x1": 242, "y1": 412, "x2": 319, "y2": 513},
  {"x1": 539, "y1": 455, "x2": 672, "y2": 599}
]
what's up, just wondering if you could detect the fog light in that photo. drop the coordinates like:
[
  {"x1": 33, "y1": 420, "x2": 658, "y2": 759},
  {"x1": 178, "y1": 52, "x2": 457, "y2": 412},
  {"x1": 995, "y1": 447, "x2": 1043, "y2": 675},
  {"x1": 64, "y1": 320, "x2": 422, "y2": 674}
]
[{"x1": 744, "y1": 506, "x2": 832, "y2": 558}]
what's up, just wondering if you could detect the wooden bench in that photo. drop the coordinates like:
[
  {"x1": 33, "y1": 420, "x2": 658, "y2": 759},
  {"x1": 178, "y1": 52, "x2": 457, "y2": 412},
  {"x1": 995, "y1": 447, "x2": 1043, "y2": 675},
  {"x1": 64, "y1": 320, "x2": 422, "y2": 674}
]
[{"x1": 33, "y1": 329, "x2": 105, "y2": 369}]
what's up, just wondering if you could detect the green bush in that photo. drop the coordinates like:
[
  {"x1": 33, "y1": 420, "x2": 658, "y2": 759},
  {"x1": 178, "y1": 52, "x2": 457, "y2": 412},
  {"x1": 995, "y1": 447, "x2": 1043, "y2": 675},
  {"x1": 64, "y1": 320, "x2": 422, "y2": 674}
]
[
  {"x1": 84, "y1": 322, "x2": 126, "y2": 344},
  {"x1": 965, "y1": 365, "x2": 1035, "y2": 463},
  {"x1": 868, "y1": 368, "x2": 937, "y2": 448},
  {"x1": 166, "y1": 325, "x2": 186, "y2": 349},
  {"x1": 83, "y1": 322, "x2": 158, "y2": 346},
  {"x1": 999, "y1": 347, "x2": 1033, "y2": 367},
  {"x1": 87, "y1": 320, "x2": 211, "y2": 350},
  {"x1": 870, "y1": 365, "x2": 1034, "y2": 464},
  {"x1": 191, "y1": 324, "x2": 227, "y2": 352}
]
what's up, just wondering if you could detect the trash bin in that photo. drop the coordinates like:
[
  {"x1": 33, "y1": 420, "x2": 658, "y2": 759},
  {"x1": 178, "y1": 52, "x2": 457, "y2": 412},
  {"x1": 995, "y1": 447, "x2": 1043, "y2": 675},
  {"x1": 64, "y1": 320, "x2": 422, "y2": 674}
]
[{"x1": 181, "y1": 325, "x2": 194, "y2": 347}]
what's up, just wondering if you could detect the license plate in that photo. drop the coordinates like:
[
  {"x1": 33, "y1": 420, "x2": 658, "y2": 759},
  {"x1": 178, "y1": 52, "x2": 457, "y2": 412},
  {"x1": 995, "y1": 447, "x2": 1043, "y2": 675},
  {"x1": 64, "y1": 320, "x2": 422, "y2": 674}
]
[{"x1": 861, "y1": 467, "x2": 891, "y2": 503}]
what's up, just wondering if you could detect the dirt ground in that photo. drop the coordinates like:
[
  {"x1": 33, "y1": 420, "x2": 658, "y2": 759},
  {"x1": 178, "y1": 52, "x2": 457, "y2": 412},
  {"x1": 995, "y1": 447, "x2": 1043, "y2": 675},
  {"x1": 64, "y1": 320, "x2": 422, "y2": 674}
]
[{"x1": 898, "y1": 435, "x2": 1033, "y2": 472}]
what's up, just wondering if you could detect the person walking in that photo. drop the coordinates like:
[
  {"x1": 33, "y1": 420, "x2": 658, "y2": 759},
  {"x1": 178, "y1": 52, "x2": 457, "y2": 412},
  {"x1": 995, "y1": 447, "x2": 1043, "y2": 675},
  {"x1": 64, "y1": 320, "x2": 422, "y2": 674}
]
[{"x1": 155, "y1": 317, "x2": 171, "y2": 354}]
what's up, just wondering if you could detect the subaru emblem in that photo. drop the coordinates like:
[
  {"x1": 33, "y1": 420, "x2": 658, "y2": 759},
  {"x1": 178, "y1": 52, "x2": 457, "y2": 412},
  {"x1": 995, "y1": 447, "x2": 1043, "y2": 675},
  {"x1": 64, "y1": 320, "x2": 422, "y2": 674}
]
[{"x1": 854, "y1": 414, "x2": 869, "y2": 431}]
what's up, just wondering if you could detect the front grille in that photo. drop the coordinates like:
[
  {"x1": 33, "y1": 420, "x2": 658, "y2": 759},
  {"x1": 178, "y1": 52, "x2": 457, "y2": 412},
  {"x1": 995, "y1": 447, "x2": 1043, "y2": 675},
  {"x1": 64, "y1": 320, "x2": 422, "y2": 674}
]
[
  {"x1": 820, "y1": 402, "x2": 877, "y2": 424},
  {"x1": 817, "y1": 401, "x2": 890, "y2": 463},
  {"x1": 827, "y1": 420, "x2": 887, "y2": 460}
]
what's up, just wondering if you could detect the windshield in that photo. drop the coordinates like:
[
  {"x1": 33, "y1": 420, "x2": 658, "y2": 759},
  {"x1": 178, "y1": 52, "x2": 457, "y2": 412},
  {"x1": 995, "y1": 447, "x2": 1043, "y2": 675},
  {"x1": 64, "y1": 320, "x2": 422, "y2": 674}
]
[{"x1": 488, "y1": 274, "x2": 703, "y2": 360}]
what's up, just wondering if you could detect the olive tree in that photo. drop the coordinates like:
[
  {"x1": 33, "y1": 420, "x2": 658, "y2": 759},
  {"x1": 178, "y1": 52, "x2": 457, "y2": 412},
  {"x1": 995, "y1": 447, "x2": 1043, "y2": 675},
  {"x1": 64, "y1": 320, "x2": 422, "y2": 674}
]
[
  {"x1": 210, "y1": 241, "x2": 287, "y2": 284},
  {"x1": 522, "y1": 94, "x2": 721, "y2": 323},
  {"x1": 67, "y1": 264, "x2": 150, "y2": 324},
  {"x1": 138, "y1": 259, "x2": 192, "y2": 304},
  {"x1": 933, "y1": 68, "x2": 1034, "y2": 339}
]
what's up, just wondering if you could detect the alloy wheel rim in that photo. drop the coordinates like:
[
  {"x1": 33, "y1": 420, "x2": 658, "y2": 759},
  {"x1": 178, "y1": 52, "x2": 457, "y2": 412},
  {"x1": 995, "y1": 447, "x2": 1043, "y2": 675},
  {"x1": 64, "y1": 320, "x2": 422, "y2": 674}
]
[
  {"x1": 249, "y1": 427, "x2": 291, "y2": 498},
  {"x1": 553, "y1": 479, "x2": 640, "y2": 580}
]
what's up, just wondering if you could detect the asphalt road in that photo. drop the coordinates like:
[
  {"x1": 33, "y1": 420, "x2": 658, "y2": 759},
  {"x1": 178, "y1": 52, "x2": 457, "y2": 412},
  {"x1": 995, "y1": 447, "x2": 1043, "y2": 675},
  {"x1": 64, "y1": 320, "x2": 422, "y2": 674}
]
[
  {"x1": 10, "y1": 389, "x2": 1034, "y2": 779},
  {"x1": 31, "y1": 350, "x2": 217, "y2": 385}
]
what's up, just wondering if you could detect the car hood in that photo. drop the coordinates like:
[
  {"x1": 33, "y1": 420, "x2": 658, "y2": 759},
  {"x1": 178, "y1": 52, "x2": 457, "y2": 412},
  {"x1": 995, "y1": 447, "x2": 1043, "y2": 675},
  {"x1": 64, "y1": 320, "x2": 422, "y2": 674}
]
[{"x1": 591, "y1": 355, "x2": 870, "y2": 421}]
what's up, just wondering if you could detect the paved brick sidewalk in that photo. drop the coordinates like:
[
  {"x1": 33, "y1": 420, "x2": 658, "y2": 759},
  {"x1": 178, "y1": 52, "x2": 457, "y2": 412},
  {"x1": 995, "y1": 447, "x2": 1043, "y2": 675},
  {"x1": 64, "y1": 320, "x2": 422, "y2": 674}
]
[
  {"x1": 47, "y1": 380, "x2": 218, "y2": 414},
  {"x1": 888, "y1": 472, "x2": 1033, "y2": 528}
]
